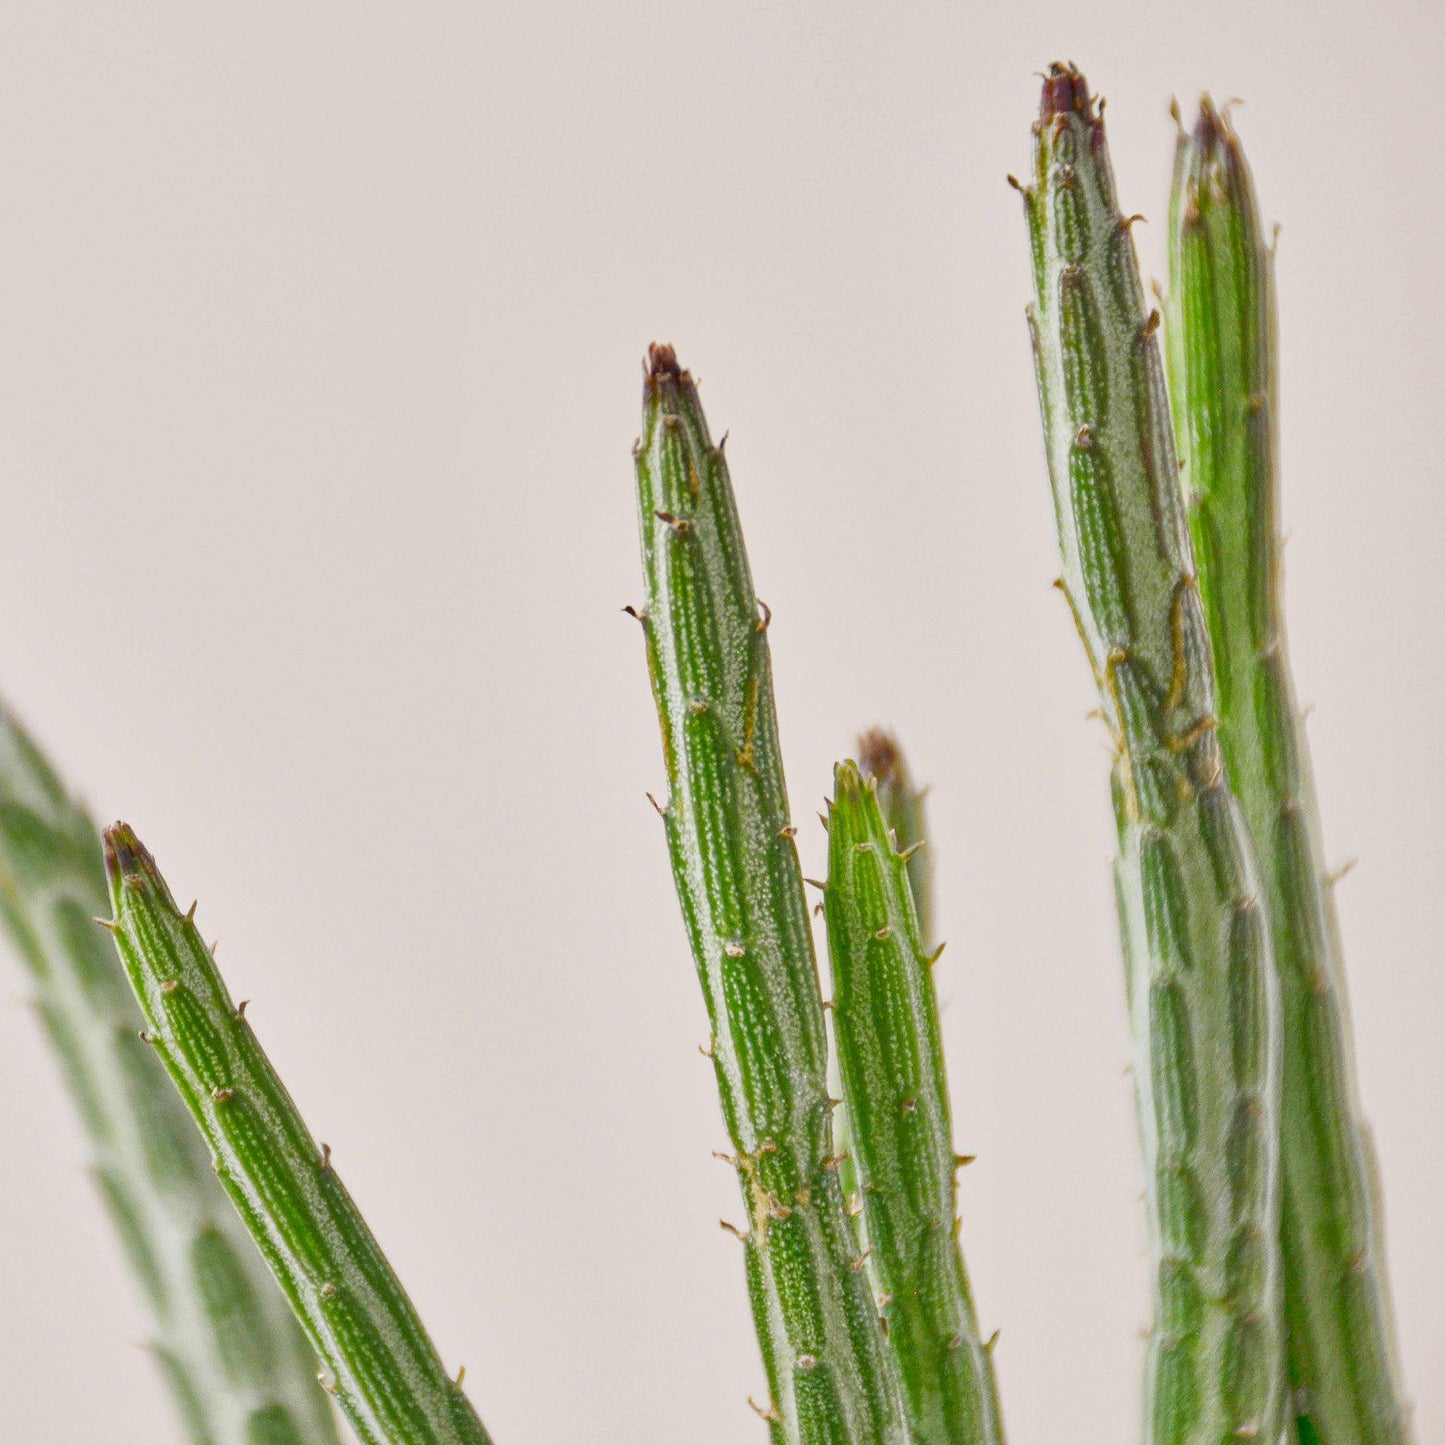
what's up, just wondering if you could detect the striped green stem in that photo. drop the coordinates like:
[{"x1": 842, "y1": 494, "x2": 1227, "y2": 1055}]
[
  {"x1": 0, "y1": 708, "x2": 338, "y2": 1445},
  {"x1": 1166, "y1": 98, "x2": 1412, "y2": 1443},
  {"x1": 632, "y1": 344, "x2": 908, "y2": 1443},
  {"x1": 856, "y1": 731, "x2": 933, "y2": 943},
  {"x1": 835, "y1": 732, "x2": 935, "y2": 1229},
  {"x1": 103, "y1": 823, "x2": 493, "y2": 1445},
  {"x1": 1019, "y1": 64, "x2": 1287, "y2": 1442},
  {"x1": 824, "y1": 759, "x2": 1005, "y2": 1445}
]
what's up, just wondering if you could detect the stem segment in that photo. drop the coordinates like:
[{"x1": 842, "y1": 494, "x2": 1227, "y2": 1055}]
[
  {"x1": 103, "y1": 823, "x2": 493, "y2": 1445},
  {"x1": 0, "y1": 709, "x2": 339, "y2": 1445},
  {"x1": 856, "y1": 731, "x2": 933, "y2": 944},
  {"x1": 1019, "y1": 64, "x2": 1287, "y2": 1443},
  {"x1": 825, "y1": 758, "x2": 1005, "y2": 1445},
  {"x1": 1166, "y1": 97, "x2": 1412, "y2": 1443},
  {"x1": 632, "y1": 344, "x2": 908, "y2": 1443}
]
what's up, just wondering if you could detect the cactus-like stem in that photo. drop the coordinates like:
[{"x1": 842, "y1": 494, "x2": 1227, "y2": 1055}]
[
  {"x1": 824, "y1": 759, "x2": 1005, "y2": 1445},
  {"x1": 1166, "y1": 99, "x2": 1412, "y2": 1442},
  {"x1": 0, "y1": 709, "x2": 340, "y2": 1445},
  {"x1": 632, "y1": 344, "x2": 909, "y2": 1443},
  {"x1": 834, "y1": 732, "x2": 935, "y2": 1247},
  {"x1": 856, "y1": 731, "x2": 933, "y2": 944},
  {"x1": 1019, "y1": 64, "x2": 1287, "y2": 1442},
  {"x1": 103, "y1": 823, "x2": 493, "y2": 1445}
]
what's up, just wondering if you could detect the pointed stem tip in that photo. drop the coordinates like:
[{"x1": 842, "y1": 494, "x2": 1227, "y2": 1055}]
[
  {"x1": 857, "y1": 729, "x2": 903, "y2": 790},
  {"x1": 102, "y1": 822, "x2": 162, "y2": 890},
  {"x1": 1039, "y1": 61, "x2": 1094, "y2": 122},
  {"x1": 1193, "y1": 93, "x2": 1226, "y2": 146},
  {"x1": 646, "y1": 341, "x2": 683, "y2": 382}
]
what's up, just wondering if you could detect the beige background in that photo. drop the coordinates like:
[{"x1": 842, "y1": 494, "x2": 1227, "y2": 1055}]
[{"x1": 0, "y1": 2, "x2": 1439, "y2": 1441}]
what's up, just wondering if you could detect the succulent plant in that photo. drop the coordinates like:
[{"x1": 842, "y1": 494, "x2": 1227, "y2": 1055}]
[
  {"x1": 629, "y1": 343, "x2": 913, "y2": 1442},
  {"x1": 0, "y1": 708, "x2": 341, "y2": 1445},
  {"x1": 0, "y1": 54, "x2": 1415, "y2": 1445},
  {"x1": 101, "y1": 822, "x2": 493, "y2": 1445},
  {"x1": 1018, "y1": 61, "x2": 1290, "y2": 1443},
  {"x1": 824, "y1": 757, "x2": 1004, "y2": 1444},
  {"x1": 1166, "y1": 96, "x2": 1411, "y2": 1442}
]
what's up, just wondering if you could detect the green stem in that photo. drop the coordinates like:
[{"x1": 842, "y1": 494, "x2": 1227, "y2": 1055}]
[
  {"x1": 835, "y1": 732, "x2": 934, "y2": 1234},
  {"x1": 825, "y1": 759, "x2": 1005, "y2": 1445},
  {"x1": 1166, "y1": 97, "x2": 1412, "y2": 1443},
  {"x1": 0, "y1": 708, "x2": 339, "y2": 1445},
  {"x1": 103, "y1": 823, "x2": 493, "y2": 1445},
  {"x1": 856, "y1": 731, "x2": 933, "y2": 944},
  {"x1": 631, "y1": 344, "x2": 908, "y2": 1443},
  {"x1": 1019, "y1": 64, "x2": 1287, "y2": 1443}
]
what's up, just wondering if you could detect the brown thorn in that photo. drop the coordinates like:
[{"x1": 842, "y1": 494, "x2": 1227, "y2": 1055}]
[
  {"x1": 1327, "y1": 858, "x2": 1358, "y2": 888},
  {"x1": 92, "y1": 916, "x2": 119, "y2": 933},
  {"x1": 320, "y1": 1142, "x2": 333, "y2": 1170},
  {"x1": 719, "y1": 1219, "x2": 748, "y2": 1243},
  {"x1": 645, "y1": 792, "x2": 667, "y2": 819}
]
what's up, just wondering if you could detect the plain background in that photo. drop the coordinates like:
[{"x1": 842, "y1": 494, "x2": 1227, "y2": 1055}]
[{"x1": 0, "y1": 2, "x2": 1439, "y2": 1441}]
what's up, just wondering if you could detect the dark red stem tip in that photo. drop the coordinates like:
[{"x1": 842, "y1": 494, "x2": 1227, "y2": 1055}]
[
  {"x1": 647, "y1": 342, "x2": 683, "y2": 382},
  {"x1": 1039, "y1": 62, "x2": 1094, "y2": 122},
  {"x1": 857, "y1": 729, "x2": 903, "y2": 789},
  {"x1": 103, "y1": 822, "x2": 157, "y2": 883}
]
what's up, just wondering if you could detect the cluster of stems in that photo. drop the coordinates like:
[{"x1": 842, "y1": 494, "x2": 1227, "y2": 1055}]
[
  {"x1": 630, "y1": 345, "x2": 1004, "y2": 1443},
  {"x1": 1021, "y1": 61, "x2": 1410, "y2": 1445},
  {"x1": 0, "y1": 708, "x2": 341, "y2": 1445},
  {"x1": 0, "y1": 53, "x2": 1412, "y2": 1445}
]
